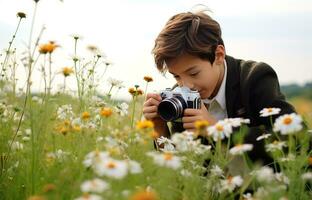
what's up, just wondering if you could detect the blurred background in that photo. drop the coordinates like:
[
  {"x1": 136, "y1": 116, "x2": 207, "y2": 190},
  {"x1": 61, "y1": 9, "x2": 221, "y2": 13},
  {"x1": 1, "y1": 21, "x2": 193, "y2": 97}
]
[{"x1": 0, "y1": 0, "x2": 311, "y2": 110}]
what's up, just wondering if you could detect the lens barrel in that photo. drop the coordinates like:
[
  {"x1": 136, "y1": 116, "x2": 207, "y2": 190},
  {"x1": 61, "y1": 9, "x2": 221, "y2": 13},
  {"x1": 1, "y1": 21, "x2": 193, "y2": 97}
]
[{"x1": 158, "y1": 96, "x2": 187, "y2": 121}]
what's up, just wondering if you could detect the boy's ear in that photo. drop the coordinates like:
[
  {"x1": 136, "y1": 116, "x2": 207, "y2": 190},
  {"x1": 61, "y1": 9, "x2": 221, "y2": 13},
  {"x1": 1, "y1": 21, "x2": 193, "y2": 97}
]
[{"x1": 214, "y1": 45, "x2": 225, "y2": 65}]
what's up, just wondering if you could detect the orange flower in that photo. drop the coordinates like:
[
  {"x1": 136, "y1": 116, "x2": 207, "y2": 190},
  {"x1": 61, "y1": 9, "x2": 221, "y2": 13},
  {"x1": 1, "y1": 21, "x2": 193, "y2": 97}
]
[
  {"x1": 136, "y1": 120, "x2": 154, "y2": 129},
  {"x1": 100, "y1": 107, "x2": 113, "y2": 117},
  {"x1": 81, "y1": 111, "x2": 91, "y2": 120},
  {"x1": 128, "y1": 87, "x2": 143, "y2": 97},
  {"x1": 128, "y1": 87, "x2": 136, "y2": 95},
  {"x1": 39, "y1": 41, "x2": 58, "y2": 54},
  {"x1": 62, "y1": 67, "x2": 74, "y2": 77},
  {"x1": 144, "y1": 76, "x2": 153, "y2": 82},
  {"x1": 130, "y1": 190, "x2": 158, "y2": 200}
]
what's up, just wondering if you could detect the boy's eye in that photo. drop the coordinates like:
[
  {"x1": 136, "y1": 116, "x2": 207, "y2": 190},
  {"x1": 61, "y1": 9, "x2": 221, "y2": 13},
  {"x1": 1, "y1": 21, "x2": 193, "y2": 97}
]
[{"x1": 190, "y1": 72, "x2": 199, "y2": 77}]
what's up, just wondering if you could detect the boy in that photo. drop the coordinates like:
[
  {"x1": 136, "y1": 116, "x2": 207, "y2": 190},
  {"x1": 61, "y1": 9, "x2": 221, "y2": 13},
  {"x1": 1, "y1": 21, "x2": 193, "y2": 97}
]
[{"x1": 142, "y1": 11, "x2": 296, "y2": 165}]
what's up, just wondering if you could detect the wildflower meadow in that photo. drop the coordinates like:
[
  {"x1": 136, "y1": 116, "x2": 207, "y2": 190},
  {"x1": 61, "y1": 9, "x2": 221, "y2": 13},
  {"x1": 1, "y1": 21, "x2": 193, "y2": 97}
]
[{"x1": 1, "y1": 1, "x2": 312, "y2": 200}]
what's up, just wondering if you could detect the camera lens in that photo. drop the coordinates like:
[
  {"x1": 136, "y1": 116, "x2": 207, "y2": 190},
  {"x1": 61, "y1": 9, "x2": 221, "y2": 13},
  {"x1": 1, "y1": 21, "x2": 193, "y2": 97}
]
[{"x1": 158, "y1": 96, "x2": 187, "y2": 121}]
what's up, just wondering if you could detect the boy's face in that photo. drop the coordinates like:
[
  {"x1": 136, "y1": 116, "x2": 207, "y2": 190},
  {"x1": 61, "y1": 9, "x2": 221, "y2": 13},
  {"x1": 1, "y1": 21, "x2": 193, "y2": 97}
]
[{"x1": 167, "y1": 52, "x2": 224, "y2": 99}]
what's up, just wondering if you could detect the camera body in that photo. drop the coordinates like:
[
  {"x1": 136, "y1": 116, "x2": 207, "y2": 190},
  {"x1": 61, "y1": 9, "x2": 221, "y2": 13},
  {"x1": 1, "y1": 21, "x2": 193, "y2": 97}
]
[{"x1": 157, "y1": 86, "x2": 201, "y2": 122}]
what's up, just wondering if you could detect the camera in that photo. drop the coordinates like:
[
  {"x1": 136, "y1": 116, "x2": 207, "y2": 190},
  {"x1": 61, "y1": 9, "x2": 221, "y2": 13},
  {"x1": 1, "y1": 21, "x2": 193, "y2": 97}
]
[{"x1": 157, "y1": 86, "x2": 201, "y2": 122}]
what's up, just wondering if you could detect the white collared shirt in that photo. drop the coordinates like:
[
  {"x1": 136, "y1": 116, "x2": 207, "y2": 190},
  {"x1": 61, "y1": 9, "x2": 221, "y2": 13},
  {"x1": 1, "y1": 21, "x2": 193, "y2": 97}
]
[{"x1": 202, "y1": 60, "x2": 228, "y2": 121}]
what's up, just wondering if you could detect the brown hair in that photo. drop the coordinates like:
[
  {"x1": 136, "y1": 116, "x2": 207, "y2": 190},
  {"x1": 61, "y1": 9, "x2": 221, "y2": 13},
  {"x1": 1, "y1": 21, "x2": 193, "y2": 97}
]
[{"x1": 152, "y1": 11, "x2": 224, "y2": 73}]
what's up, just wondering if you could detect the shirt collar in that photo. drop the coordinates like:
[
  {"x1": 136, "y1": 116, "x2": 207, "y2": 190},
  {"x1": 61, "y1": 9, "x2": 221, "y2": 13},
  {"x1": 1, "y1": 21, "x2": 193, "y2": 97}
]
[{"x1": 202, "y1": 60, "x2": 227, "y2": 110}]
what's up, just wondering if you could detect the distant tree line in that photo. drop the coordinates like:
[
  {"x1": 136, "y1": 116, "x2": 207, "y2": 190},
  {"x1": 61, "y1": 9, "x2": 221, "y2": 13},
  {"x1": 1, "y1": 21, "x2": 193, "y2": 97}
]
[{"x1": 281, "y1": 82, "x2": 312, "y2": 99}]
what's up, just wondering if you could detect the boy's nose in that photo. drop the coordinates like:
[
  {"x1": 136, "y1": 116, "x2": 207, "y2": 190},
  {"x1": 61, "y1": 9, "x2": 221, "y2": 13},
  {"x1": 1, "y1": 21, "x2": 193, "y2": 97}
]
[{"x1": 181, "y1": 80, "x2": 195, "y2": 90}]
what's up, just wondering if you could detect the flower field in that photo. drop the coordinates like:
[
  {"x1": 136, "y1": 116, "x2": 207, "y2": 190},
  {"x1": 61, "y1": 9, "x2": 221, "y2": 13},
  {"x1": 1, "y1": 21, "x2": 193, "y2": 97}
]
[{"x1": 1, "y1": 1, "x2": 312, "y2": 200}]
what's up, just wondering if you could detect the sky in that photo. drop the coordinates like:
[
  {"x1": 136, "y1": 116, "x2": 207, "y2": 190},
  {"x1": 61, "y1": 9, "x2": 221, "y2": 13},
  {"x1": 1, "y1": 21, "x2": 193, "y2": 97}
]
[{"x1": 0, "y1": 0, "x2": 312, "y2": 100}]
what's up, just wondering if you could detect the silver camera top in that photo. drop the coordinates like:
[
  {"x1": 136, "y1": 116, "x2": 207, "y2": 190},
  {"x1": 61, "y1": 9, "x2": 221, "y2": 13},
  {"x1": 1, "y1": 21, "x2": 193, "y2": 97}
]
[{"x1": 160, "y1": 86, "x2": 200, "y2": 100}]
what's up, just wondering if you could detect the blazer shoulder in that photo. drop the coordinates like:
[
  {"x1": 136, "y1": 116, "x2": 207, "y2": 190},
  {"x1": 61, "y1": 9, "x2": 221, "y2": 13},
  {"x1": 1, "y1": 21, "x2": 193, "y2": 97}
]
[{"x1": 240, "y1": 60, "x2": 278, "y2": 85}]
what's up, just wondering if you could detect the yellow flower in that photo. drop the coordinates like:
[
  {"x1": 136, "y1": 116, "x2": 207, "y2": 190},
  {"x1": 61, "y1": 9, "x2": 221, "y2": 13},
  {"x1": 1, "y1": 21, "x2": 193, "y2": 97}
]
[
  {"x1": 62, "y1": 67, "x2": 74, "y2": 77},
  {"x1": 39, "y1": 41, "x2": 58, "y2": 54},
  {"x1": 194, "y1": 120, "x2": 209, "y2": 130},
  {"x1": 59, "y1": 126, "x2": 69, "y2": 135},
  {"x1": 144, "y1": 76, "x2": 153, "y2": 82},
  {"x1": 130, "y1": 190, "x2": 158, "y2": 200},
  {"x1": 71, "y1": 125, "x2": 81, "y2": 132},
  {"x1": 136, "y1": 120, "x2": 154, "y2": 129},
  {"x1": 100, "y1": 107, "x2": 113, "y2": 117},
  {"x1": 81, "y1": 111, "x2": 91, "y2": 120}
]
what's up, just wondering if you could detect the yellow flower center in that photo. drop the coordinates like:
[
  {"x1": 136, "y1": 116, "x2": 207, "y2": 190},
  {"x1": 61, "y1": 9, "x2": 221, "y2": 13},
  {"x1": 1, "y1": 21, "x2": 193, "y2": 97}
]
[
  {"x1": 195, "y1": 120, "x2": 209, "y2": 130},
  {"x1": 216, "y1": 124, "x2": 224, "y2": 132},
  {"x1": 163, "y1": 152, "x2": 173, "y2": 161},
  {"x1": 227, "y1": 176, "x2": 233, "y2": 183},
  {"x1": 283, "y1": 117, "x2": 292, "y2": 125},
  {"x1": 106, "y1": 161, "x2": 116, "y2": 169},
  {"x1": 267, "y1": 108, "x2": 273, "y2": 112}
]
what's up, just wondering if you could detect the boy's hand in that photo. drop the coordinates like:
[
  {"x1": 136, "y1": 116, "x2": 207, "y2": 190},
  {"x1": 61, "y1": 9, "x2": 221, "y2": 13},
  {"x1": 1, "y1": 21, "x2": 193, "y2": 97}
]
[
  {"x1": 142, "y1": 93, "x2": 165, "y2": 125},
  {"x1": 182, "y1": 101, "x2": 216, "y2": 131}
]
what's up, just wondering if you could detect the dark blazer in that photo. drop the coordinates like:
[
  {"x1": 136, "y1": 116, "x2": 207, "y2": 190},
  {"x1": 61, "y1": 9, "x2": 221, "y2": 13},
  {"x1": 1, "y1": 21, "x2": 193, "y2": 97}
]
[{"x1": 170, "y1": 55, "x2": 296, "y2": 166}]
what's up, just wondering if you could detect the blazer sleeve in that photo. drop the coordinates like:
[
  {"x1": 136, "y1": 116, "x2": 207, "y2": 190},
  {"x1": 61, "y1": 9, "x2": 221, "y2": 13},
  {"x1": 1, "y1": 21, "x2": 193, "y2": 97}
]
[{"x1": 240, "y1": 62, "x2": 297, "y2": 166}]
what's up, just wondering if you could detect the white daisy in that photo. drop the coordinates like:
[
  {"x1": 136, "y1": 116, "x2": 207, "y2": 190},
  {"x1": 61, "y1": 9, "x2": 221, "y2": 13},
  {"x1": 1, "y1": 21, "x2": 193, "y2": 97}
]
[
  {"x1": 156, "y1": 136, "x2": 175, "y2": 152},
  {"x1": 219, "y1": 175, "x2": 243, "y2": 193},
  {"x1": 256, "y1": 133, "x2": 271, "y2": 141},
  {"x1": 252, "y1": 166, "x2": 274, "y2": 183},
  {"x1": 147, "y1": 151, "x2": 181, "y2": 169},
  {"x1": 207, "y1": 120, "x2": 233, "y2": 141},
  {"x1": 260, "y1": 107, "x2": 281, "y2": 117},
  {"x1": 273, "y1": 113, "x2": 303, "y2": 135},
  {"x1": 107, "y1": 77, "x2": 123, "y2": 87},
  {"x1": 127, "y1": 160, "x2": 142, "y2": 174},
  {"x1": 180, "y1": 169, "x2": 192, "y2": 177},
  {"x1": 83, "y1": 150, "x2": 110, "y2": 168},
  {"x1": 224, "y1": 118, "x2": 250, "y2": 127},
  {"x1": 229, "y1": 144, "x2": 253, "y2": 155},
  {"x1": 275, "y1": 172, "x2": 289, "y2": 185},
  {"x1": 302, "y1": 172, "x2": 312, "y2": 181},
  {"x1": 265, "y1": 141, "x2": 287, "y2": 152},
  {"x1": 94, "y1": 158, "x2": 128, "y2": 179},
  {"x1": 194, "y1": 144, "x2": 211, "y2": 155},
  {"x1": 210, "y1": 165, "x2": 224, "y2": 177},
  {"x1": 115, "y1": 102, "x2": 129, "y2": 116},
  {"x1": 10, "y1": 141, "x2": 23, "y2": 151},
  {"x1": 80, "y1": 178, "x2": 109, "y2": 193},
  {"x1": 74, "y1": 194, "x2": 103, "y2": 200},
  {"x1": 243, "y1": 193, "x2": 254, "y2": 200}
]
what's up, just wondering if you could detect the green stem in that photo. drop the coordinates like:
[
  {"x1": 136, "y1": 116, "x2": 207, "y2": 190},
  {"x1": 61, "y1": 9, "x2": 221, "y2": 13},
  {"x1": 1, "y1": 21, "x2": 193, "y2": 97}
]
[
  {"x1": 270, "y1": 116, "x2": 281, "y2": 141},
  {"x1": 1, "y1": 17, "x2": 23, "y2": 76},
  {"x1": 131, "y1": 95, "x2": 137, "y2": 128}
]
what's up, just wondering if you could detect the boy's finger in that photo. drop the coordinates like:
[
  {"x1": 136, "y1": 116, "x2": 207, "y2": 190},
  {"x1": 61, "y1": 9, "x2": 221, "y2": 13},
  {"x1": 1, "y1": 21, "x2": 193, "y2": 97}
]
[
  {"x1": 183, "y1": 122, "x2": 194, "y2": 129},
  {"x1": 144, "y1": 98, "x2": 161, "y2": 107},
  {"x1": 182, "y1": 115, "x2": 199, "y2": 123},
  {"x1": 146, "y1": 93, "x2": 162, "y2": 101},
  {"x1": 184, "y1": 108, "x2": 199, "y2": 116},
  {"x1": 143, "y1": 106, "x2": 158, "y2": 113}
]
